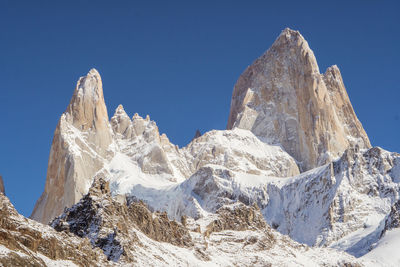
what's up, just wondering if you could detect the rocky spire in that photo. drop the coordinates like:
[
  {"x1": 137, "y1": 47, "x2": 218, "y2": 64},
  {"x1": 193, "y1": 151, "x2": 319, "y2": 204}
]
[
  {"x1": 0, "y1": 175, "x2": 4, "y2": 195},
  {"x1": 31, "y1": 69, "x2": 114, "y2": 224},
  {"x1": 192, "y1": 129, "x2": 202, "y2": 140},
  {"x1": 227, "y1": 28, "x2": 371, "y2": 171},
  {"x1": 66, "y1": 69, "x2": 107, "y2": 127},
  {"x1": 64, "y1": 68, "x2": 113, "y2": 155},
  {"x1": 111, "y1": 104, "x2": 132, "y2": 138}
]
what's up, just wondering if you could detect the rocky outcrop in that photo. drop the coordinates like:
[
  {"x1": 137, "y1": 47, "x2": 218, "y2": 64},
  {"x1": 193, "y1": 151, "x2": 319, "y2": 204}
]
[
  {"x1": 378, "y1": 199, "x2": 400, "y2": 242},
  {"x1": 0, "y1": 190, "x2": 108, "y2": 266},
  {"x1": 31, "y1": 69, "x2": 114, "y2": 224},
  {"x1": 192, "y1": 129, "x2": 202, "y2": 140},
  {"x1": 0, "y1": 175, "x2": 4, "y2": 195},
  {"x1": 204, "y1": 203, "x2": 269, "y2": 237},
  {"x1": 51, "y1": 177, "x2": 192, "y2": 262},
  {"x1": 110, "y1": 106, "x2": 189, "y2": 181},
  {"x1": 384, "y1": 200, "x2": 400, "y2": 230},
  {"x1": 227, "y1": 28, "x2": 371, "y2": 171},
  {"x1": 50, "y1": 177, "x2": 133, "y2": 262},
  {"x1": 127, "y1": 201, "x2": 193, "y2": 247}
]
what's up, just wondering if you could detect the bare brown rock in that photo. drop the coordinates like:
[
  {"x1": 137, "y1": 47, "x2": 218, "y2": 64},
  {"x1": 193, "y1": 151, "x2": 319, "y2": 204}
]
[
  {"x1": 0, "y1": 191, "x2": 108, "y2": 266},
  {"x1": 204, "y1": 203, "x2": 268, "y2": 237},
  {"x1": 227, "y1": 28, "x2": 370, "y2": 171},
  {"x1": 128, "y1": 201, "x2": 193, "y2": 247},
  {"x1": 51, "y1": 176, "x2": 192, "y2": 263}
]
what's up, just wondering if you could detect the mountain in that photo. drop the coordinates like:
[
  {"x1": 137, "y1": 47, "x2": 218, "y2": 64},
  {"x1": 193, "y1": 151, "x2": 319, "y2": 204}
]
[
  {"x1": 0, "y1": 178, "x2": 110, "y2": 266},
  {"x1": 31, "y1": 83, "x2": 300, "y2": 224},
  {"x1": 227, "y1": 28, "x2": 370, "y2": 172},
  {"x1": 0, "y1": 28, "x2": 397, "y2": 266},
  {"x1": 31, "y1": 69, "x2": 114, "y2": 224}
]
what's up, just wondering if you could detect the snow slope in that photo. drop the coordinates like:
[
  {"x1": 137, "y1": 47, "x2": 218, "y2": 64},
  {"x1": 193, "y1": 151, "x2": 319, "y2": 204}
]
[{"x1": 361, "y1": 228, "x2": 400, "y2": 267}]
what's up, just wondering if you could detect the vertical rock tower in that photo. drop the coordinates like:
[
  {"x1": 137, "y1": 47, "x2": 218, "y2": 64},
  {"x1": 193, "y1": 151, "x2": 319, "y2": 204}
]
[
  {"x1": 227, "y1": 28, "x2": 370, "y2": 171},
  {"x1": 0, "y1": 175, "x2": 5, "y2": 195},
  {"x1": 31, "y1": 69, "x2": 114, "y2": 223}
]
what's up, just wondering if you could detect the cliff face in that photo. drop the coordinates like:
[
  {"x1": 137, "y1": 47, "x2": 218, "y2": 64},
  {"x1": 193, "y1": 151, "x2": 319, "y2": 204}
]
[
  {"x1": 31, "y1": 69, "x2": 114, "y2": 224},
  {"x1": 0, "y1": 175, "x2": 4, "y2": 195},
  {"x1": 0, "y1": 190, "x2": 108, "y2": 266},
  {"x1": 227, "y1": 28, "x2": 370, "y2": 171}
]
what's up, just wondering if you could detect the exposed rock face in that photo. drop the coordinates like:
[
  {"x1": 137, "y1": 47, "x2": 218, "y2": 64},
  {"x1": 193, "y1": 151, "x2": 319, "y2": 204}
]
[
  {"x1": 65, "y1": 68, "x2": 112, "y2": 150},
  {"x1": 51, "y1": 177, "x2": 128, "y2": 262},
  {"x1": 384, "y1": 199, "x2": 400, "y2": 231},
  {"x1": 204, "y1": 203, "x2": 268, "y2": 237},
  {"x1": 127, "y1": 201, "x2": 193, "y2": 247},
  {"x1": 110, "y1": 106, "x2": 189, "y2": 181},
  {"x1": 31, "y1": 69, "x2": 114, "y2": 224},
  {"x1": 0, "y1": 175, "x2": 4, "y2": 195},
  {"x1": 0, "y1": 190, "x2": 108, "y2": 266},
  {"x1": 227, "y1": 28, "x2": 371, "y2": 171},
  {"x1": 50, "y1": 177, "x2": 193, "y2": 263},
  {"x1": 192, "y1": 129, "x2": 202, "y2": 140}
]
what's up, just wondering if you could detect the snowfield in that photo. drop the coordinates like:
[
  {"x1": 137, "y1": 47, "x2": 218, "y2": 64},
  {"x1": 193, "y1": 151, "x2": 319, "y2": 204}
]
[{"x1": 361, "y1": 228, "x2": 400, "y2": 267}]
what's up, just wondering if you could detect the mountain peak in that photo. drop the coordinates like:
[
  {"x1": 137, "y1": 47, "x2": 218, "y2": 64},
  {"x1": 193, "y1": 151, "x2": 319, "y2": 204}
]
[
  {"x1": 31, "y1": 69, "x2": 113, "y2": 224},
  {"x1": 280, "y1": 27, "x2": 302, "y2": 38},
  {"x1": 227, "y1": 28, "x2": 370, "y2": 171},
  {"x1": 192, "y1": 129, "x2": 202, "y2": 140},
  {"x1": 88, "y1": 68, "x2": 100, "y2": 77},
  {"x1": 0, "y1": 175, "x2": 4, "y2": 195},
  {"x1": 114, "y1": 104, "x2": 128, "y2": 116},
  {"x1": 65, "y1": 69, "x2": 108, "y2": 131},
  {"x1": 111, "y1": 104, "x2": 131, "y2": 136}
]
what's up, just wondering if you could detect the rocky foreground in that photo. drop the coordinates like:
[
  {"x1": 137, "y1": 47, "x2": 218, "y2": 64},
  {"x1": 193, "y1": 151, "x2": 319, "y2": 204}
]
[{"x1": 0, "y1": 179, "x2": 365, "y2": 266}]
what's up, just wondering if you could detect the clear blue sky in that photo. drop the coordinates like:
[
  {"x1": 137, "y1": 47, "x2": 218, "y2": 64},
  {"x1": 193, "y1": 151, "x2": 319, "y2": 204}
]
[{"x1": 1, "y1": 0, "x2": 399, "y2": 217}]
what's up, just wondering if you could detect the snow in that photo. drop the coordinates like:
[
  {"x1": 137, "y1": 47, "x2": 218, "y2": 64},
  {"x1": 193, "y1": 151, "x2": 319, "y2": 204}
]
[
  {"x1": 114, "y1": 222, "x2": 366, "y2": 267},
  {"x1": 34, "y1": 95, "x2": 400, "y2": 265},
  {"x1": 0, "y1": 244, "x2": 78, "y2": 267},
  {"x1": 107, "y1": 152, "x2": 175, "y2": 193},
  {"x1": 101, "y1": 128, "x2": 400, "y2": 263},
  {"x1": 36, "y1": 254, "x2": 78, "y2": 267},
  {"x1": 361, "y1": 228, "x2": 400, "y2": 267}
]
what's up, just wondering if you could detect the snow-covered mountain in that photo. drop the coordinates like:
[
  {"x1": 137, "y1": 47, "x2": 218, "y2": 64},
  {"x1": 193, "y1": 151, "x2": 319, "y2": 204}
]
[{"x1": 1, "y1": 28, "x2": 398, "y2": 266}]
